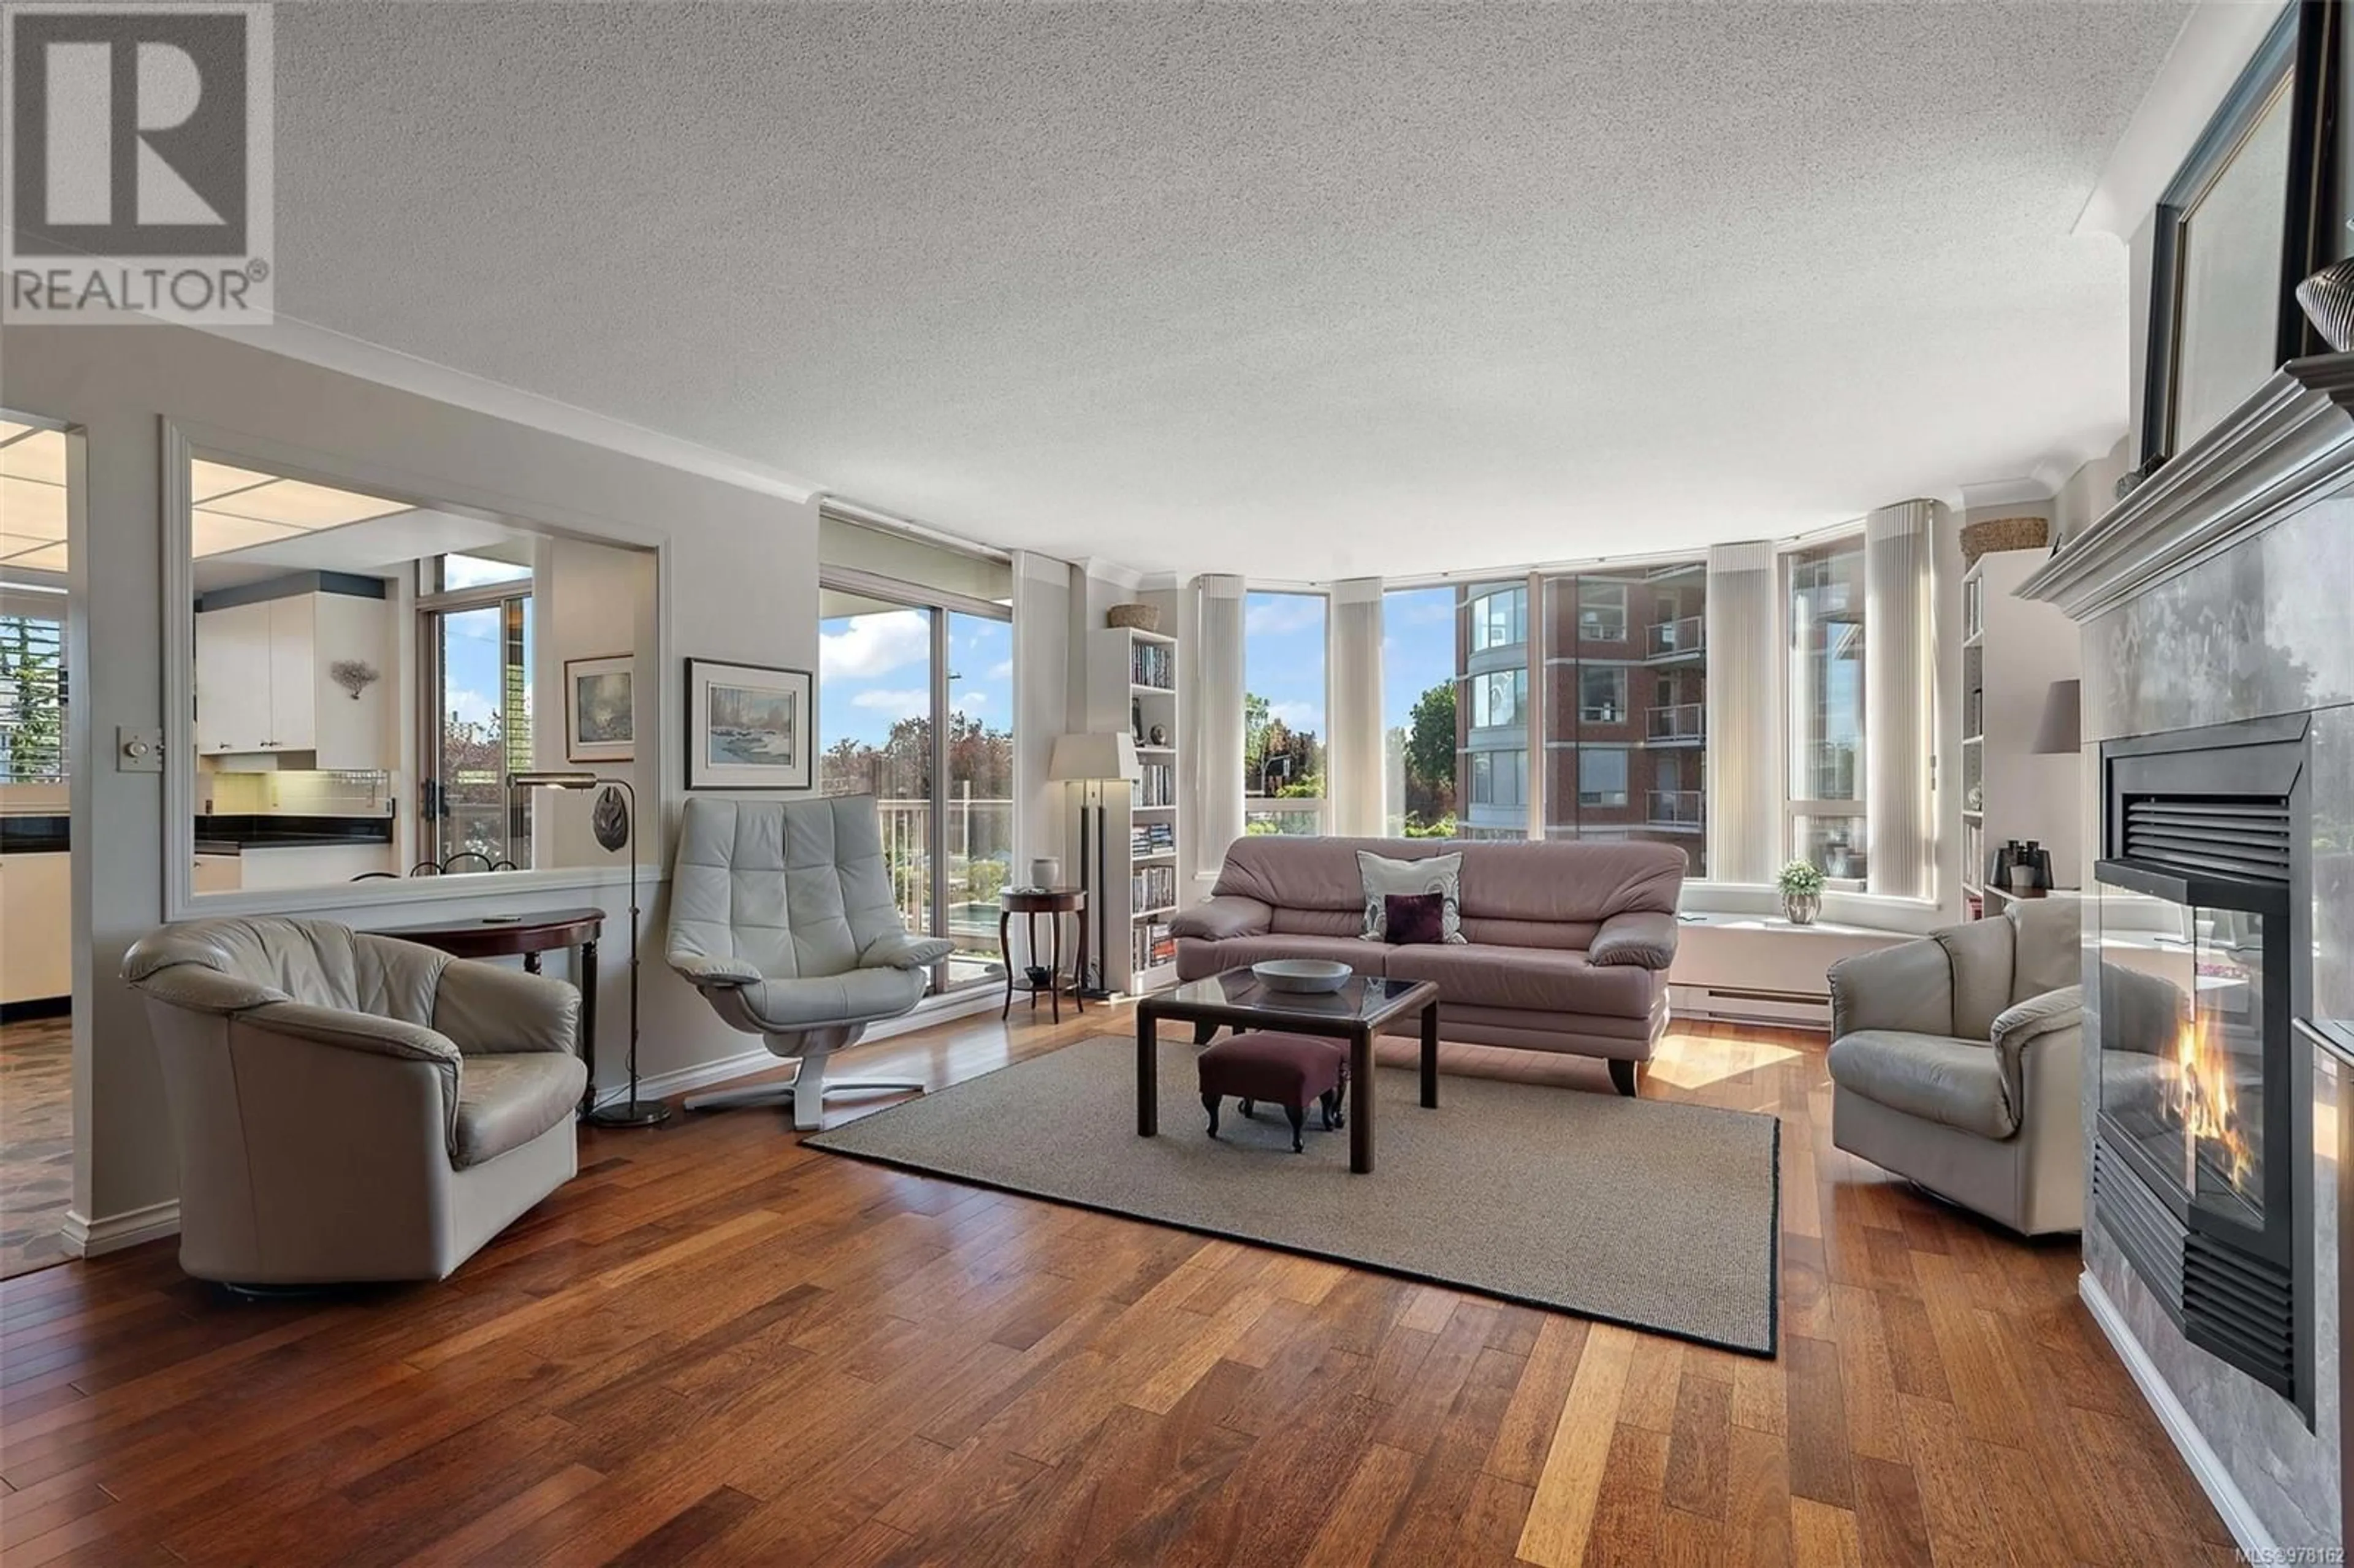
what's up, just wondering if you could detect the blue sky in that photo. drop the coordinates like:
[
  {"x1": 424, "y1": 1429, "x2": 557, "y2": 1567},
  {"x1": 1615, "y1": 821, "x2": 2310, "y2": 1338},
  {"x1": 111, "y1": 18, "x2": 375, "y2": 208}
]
[
  {"x1": 818, "y1": 607, "x2": 1011, "y2": 748},
  {"x1": 1381, "y1": 587, "x2": 1456, "y2": 732}
]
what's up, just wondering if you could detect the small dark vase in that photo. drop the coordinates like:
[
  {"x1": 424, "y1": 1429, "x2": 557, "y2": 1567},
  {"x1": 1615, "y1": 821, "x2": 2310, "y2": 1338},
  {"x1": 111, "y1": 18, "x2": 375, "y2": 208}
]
[{"x1": 2296, "y1": 259, "x2": 2354, "y2": 352}]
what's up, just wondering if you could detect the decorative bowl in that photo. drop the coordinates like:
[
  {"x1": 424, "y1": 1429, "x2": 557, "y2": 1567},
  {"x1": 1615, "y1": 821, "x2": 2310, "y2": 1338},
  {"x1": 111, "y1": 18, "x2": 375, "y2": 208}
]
[
  {"x1": 1251, "y1": 958, "x2": 1352, "y2": 994},
  {"x1": 1106, "y1": 603, "x2": 1161, "y2": 633}
]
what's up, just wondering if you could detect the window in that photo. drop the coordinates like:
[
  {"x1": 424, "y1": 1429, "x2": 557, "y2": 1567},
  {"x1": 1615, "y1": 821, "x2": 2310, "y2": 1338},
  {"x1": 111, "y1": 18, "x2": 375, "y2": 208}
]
[
  {"x1": 1469, "y1": 585, "x2": 1526, "y2": 652},
  {"x1": 1541, "y1": 562, "x2": 1707, "y2": 873},
  {"x1": 1471, "y1": 668, "x2": 1525, "y2": 728},
  {"x1": 436, "y1": 552, "x2": 532, "y2": 590},
  {"x1": 1787, "y1": 536, "x2": 1868, "y2": 883},
  {"x1": 1244, "y1": 591, "x2": 1327, "y2": 835},
  {"x1": 1578, "y1": 666, "x2": 1626, "y2": 725},
  {"x1": 419, "y1": 561, "x2": 534, "y2": 869},
  {"x1": 1383, "y1": 585, "x2": 1457, "y2": 837},
  {"x1": 1579, "y1": 748, "x2": 1629, "y2": 807},
  {"x1": 1470, "y1": 747, "x2": 1526, "y2": 809},
  {"x1": 0, "y1": 609, "x2": 65, "y2": 782},
  {"x1": 1577, "y1": 582, "x2": 1628, "y2": 642}
]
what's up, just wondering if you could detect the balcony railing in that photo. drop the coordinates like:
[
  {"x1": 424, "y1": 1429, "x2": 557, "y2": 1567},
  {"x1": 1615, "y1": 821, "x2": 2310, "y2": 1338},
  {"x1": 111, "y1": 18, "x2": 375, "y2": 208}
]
[
  {"x1": 1246, "y1": 799, "x2": 1325, "y2": 837},
  {"x1": 1647, "y1": 615, "x2": 1704, "y2": 659},
  {"x1": 1647, "y1": 702, "x2": 1705, "y2": 741},
  {"x1": 1648, "y1": 789, "x2": 1704, "y2": 826},
  {"x1": 870, "y1": 795, "x2": 1016, "y2": 980}
]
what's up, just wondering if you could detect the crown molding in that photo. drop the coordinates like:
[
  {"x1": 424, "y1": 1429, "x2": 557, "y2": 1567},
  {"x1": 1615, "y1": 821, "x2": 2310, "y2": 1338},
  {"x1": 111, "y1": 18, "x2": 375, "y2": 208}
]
[
  {"x1": 2021, "y1": 354, "x2": 2354, "y2": 619},
  {"x1": 2074, "y1": 1, "x2": 2288, "y2": 238},
  {"x1": 200, "y1": 318, "x2": 827, "y2": 505},
  {"x1": 1077, "y1": 556, "x2": 1146, "y2": 590},
  {"x1": 1956, "y1": 478, "x2": 2051, "y2": 512}
]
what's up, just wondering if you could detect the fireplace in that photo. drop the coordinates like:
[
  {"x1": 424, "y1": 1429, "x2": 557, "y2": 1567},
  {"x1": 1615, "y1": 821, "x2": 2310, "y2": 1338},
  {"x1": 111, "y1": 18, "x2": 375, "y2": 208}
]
[{"x1": 2092, "y1": 714, "x2": 2314, "y2": 1415}]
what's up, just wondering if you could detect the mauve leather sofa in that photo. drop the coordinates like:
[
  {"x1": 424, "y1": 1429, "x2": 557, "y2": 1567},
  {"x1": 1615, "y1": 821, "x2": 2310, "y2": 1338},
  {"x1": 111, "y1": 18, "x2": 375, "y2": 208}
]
[{"x1": 1170, "y1": 836, "x2": 1686, "y2": 1095}]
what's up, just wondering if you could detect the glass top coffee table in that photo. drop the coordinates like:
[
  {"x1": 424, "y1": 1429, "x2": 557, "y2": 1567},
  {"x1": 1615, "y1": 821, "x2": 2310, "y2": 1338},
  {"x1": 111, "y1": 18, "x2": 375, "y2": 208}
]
[{"x1": 1134, "y1": 969, "x2": 1441, "y2": 1174}]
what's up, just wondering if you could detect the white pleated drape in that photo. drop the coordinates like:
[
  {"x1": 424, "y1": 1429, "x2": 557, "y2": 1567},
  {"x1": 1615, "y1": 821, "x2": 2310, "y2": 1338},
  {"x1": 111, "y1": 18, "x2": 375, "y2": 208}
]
[
  {"x1": 1194, "y1": 574, "x2": 1247, "y2": 886},
  {"x1": 1864, "y1": 501, "x2": 1937, "y2": 900},
  {"x1": 1326, "y1": 578, "x2": 1385, "y2": 837},
  {"x1": 1705, "y1": 541, "x2": 1780, "y2": 886}
]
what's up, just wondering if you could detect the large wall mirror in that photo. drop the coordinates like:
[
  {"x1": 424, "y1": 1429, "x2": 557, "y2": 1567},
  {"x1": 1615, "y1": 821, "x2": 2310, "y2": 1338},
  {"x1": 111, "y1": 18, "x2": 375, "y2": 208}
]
[{"x1": 169, "y1": 435, "x2": 660, "y2": 903}]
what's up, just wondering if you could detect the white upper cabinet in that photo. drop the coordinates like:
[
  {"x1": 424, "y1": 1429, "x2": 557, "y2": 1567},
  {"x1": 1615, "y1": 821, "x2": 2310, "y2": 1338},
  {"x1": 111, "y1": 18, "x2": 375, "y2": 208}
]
[{"x1": 195, "y1": 590, "x2": 390, "y2": 769}]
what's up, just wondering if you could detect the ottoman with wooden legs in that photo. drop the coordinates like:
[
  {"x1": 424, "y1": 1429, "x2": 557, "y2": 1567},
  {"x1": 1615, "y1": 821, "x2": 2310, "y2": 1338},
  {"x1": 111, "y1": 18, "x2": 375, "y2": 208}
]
[{"x1": 1197, "y1": 1032, "x2": 1349, "y2": 1154}]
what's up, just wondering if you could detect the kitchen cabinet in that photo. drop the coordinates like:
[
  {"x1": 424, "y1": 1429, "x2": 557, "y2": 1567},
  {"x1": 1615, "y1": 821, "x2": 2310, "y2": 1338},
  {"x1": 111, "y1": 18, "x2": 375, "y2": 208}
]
[
  {"x1": 0, "y1": 852, "x2": 72, "y2": 1003},
  {"x1": 195, "y1": 592, "x2": 389, "y2": 768}
]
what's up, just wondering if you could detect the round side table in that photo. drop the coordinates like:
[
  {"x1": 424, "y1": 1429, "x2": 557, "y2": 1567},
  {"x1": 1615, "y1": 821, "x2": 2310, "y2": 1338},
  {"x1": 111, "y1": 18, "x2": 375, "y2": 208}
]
[{"x1": 999, "y1": 889, "x2": 1086, "y2": 1022}]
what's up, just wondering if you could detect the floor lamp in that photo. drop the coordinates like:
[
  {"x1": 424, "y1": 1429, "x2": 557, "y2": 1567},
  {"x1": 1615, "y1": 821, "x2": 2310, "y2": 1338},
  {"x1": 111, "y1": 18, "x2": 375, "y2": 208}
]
[
  {"x1": 1048, "y1": 732, "x2": 1140, "y2": 1000},
  {"x1": 508, "y1": 770, "x2": 671, "y2": 1127}
]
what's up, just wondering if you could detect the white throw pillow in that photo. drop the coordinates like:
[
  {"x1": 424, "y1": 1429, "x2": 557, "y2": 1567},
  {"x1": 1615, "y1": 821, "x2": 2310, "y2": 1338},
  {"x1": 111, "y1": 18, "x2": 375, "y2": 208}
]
[{"x1": 1357, "y1": 851, "x2": 1467, "y2": 943}]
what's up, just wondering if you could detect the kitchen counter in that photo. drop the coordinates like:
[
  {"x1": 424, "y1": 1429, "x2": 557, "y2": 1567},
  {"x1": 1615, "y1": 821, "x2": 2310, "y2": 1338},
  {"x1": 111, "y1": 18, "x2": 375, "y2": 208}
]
[
  {"x1": 0, "y1": 815, "x2": 68, "y2": 854},
  {"x1": 192, "y1": 814, "x2": 395, "y2": 854}
]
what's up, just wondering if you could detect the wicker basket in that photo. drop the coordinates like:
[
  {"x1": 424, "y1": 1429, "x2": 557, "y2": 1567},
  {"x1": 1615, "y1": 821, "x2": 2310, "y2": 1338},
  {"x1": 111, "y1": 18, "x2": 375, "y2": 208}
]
[
  {"x1": 1105, "y1": 603, "x2": 1161, "y2": 634},
  {"x1": 1960, "y1": 516, "x2": 2049, "y2": 566}
]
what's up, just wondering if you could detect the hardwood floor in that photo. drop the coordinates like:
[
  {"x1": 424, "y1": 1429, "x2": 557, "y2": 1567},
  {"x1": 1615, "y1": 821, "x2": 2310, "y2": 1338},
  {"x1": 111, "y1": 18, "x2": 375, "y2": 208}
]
[
  {"x1": 0, "y1": 1005, "x2": 2235, "y2": 1566},
  {"x1": 0, "y1": 1013, "x2": 73, "y2": 1281}
]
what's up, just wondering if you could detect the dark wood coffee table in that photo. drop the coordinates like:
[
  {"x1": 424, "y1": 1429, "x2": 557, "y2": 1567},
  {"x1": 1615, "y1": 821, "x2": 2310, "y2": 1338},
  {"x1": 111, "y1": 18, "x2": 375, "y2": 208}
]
[{"x1": 1134, "y1": 969, "x2": 1440, "y2": 1174}]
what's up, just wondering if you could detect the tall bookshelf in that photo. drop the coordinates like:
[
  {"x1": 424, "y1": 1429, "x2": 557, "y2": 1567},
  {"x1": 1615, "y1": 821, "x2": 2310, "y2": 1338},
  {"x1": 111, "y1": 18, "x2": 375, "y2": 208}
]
[
  {"x1": 1084, "y1": 625, "x2": 1183, "y2": 994},
  {"x1": 1959, "y1": 544, "x2": 2081, "y2": 915}
]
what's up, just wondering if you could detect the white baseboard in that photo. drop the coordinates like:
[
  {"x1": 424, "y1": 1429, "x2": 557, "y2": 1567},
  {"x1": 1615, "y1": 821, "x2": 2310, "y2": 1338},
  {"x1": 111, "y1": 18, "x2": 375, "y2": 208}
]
[
  {"x1": 60, "y1": 1199, "x2": 180, "y2": 1258},
  {"x1": 2078, "y1": 1269, "x2": 2277, "y2": 1559},
  {"x1": 612, "y1": 986, "x2": 1007, "y2": 1108}
]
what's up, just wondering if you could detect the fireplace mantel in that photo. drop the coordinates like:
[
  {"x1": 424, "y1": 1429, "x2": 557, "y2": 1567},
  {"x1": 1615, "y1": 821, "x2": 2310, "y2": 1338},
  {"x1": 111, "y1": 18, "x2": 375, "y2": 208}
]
[{"x1": 2023, "y1": 353, "x2": 2354, "y2": 623}]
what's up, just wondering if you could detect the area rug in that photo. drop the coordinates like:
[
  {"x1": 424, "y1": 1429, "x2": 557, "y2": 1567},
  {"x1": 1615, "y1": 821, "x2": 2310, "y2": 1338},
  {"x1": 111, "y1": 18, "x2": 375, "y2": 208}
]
[{"x1": 808, "y1": 1035, "x2": 1780, "y2": 1354}]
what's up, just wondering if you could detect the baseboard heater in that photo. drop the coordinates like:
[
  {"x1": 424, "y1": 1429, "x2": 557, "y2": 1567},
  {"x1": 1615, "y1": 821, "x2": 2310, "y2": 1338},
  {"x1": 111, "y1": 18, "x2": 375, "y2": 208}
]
[{"x1": 1667, "y1": 982, "x2": 1831, "y2": 1030}]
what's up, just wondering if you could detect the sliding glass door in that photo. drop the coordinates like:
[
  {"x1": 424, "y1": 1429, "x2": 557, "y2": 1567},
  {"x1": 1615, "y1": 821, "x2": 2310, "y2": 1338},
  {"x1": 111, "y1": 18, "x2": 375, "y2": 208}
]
[{"x1": 818, "y1": 579, "x2": 1012, "y2": 995}]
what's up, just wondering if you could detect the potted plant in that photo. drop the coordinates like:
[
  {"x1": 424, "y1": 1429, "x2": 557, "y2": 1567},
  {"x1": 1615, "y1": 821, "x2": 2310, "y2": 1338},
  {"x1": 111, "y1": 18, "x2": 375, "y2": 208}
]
[{"x1": 1776, "y1": 860, "x2": 1825, "y2": 926}]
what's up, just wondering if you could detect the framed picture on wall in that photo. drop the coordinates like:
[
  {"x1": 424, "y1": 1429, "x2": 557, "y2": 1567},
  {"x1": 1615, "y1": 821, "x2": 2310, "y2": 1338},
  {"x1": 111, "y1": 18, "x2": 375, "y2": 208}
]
[
  {"x1": 2141, "y1": 3, "x2": 2339, "y2": 466},
  {"x1": 686, "y1": 658, "x2": 813, "y2": 790},
  {"x1": 564, "y1": 653, "x2": 636, "y2": 763}
]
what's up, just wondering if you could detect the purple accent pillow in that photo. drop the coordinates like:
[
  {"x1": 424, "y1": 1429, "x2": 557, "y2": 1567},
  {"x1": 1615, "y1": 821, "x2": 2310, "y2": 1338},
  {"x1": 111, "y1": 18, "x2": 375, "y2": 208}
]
[{"x1": 1384, "y1": 892, "x2": 1446, "y2": 946}]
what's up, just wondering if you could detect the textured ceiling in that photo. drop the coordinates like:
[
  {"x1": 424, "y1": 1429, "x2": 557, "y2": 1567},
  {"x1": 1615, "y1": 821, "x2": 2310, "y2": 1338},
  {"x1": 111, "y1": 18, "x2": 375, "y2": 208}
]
[{"x1": 273, "y1": 2, "x2": 2189, "y2": 579}]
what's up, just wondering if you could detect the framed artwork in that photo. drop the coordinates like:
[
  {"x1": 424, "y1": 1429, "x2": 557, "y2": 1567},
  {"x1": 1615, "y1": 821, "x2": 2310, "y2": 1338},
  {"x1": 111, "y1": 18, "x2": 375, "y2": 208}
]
[
  {"x1": 686, "y1": 658, "x2": 813, "y2": 790},
  {"x1": 2141, "y1": 3, "x2": 2339, "y2": 465},
  {"x1": 564, "y1": 654, "x2": 636, "y2": 763}
]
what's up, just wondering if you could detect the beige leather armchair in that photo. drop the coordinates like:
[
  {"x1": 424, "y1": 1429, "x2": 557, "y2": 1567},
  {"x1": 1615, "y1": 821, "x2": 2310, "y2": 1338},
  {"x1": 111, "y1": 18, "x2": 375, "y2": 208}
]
[
  {"x1": 124, "y1": 916, "x2": 586, "y2": 1285},
  {"x1": 1824, "y1": 898, "x2": 2084, "y2": 1235}
]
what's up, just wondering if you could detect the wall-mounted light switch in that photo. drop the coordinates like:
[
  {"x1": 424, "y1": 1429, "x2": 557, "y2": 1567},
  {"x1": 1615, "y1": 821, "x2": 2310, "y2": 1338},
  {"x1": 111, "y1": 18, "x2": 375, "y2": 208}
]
[{"x1": 117, "y1": 726, "x2": 163, "y2": 772}]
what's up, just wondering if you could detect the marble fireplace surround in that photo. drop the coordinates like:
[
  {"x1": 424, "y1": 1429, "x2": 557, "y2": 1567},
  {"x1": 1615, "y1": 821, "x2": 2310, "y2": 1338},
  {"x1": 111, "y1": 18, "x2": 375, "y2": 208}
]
[{"x1": 2025, "y1": 354, "x2": 2353, "y2": 1556}]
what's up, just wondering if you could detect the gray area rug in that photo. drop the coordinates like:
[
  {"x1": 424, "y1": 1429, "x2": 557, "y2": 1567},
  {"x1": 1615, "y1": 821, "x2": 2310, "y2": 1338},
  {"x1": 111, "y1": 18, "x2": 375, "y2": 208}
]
[{"x1": 809, "y1": 1035, "x2": 1780, "y2": 1354}]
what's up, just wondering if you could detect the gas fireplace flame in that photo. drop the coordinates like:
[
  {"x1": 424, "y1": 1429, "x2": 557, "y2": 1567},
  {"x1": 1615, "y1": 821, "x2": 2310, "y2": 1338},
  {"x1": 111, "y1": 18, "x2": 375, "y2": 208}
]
[{"x1": 2168, "y1": 1011, "x2": 2252, "y2": 1193}]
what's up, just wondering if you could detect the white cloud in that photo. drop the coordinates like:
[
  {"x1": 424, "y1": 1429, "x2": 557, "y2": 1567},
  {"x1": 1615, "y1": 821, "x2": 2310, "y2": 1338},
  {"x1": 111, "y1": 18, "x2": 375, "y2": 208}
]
[
  {"x1": 1246, "y1": 596, "x2": 1324, "y2": 637},
  {"x1": 953, "y1": 691, "x2": 989, "y2": 710},
  {"x1": 985, "y1": 658, "x2": 1013, "y2": 682},
  {"x1": 821, "y1": 610, "x2": 929, "y2": 680},
  {"x1": 850, "y1": 686, "x2": 929, "y2": 720},
  {"x1": 1268, "y1": 700, "x2": 1324, "y2": 731},
  {"x1": 445, "y1": 687, "x2": 497, "y2": 725}
]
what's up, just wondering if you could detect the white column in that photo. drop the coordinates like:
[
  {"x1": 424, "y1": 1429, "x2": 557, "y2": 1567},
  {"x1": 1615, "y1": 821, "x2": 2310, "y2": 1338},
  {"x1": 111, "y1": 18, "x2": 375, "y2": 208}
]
[
  {"x1": 1705, "y1": 541, "x2": 1779, "y2": 885},
  {"x1": 1326, "y1": 577, "x2": 1385, "y2": 837},
  {"x1": 1865, "y1": 500, "x2": 1937, "y2": 900},
  {"x1": 1194, "y1": 574, "x2": 1247, "y2": 888}
]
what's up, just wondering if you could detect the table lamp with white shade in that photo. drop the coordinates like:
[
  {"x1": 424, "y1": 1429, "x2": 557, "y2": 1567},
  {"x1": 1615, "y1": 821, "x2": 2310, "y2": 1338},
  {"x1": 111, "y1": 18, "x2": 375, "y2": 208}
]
[{"x1": 1049, "y1": 731, "x2": 1140, "y2": 998}]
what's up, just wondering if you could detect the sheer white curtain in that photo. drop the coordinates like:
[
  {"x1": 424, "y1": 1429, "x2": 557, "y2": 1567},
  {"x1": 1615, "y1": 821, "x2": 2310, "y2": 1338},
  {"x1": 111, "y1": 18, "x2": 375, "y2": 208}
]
[
  {"x1": 1195, "y1": 574, "x2": 1247, "y2": 888},
  {"x1": 1705, "y1": 541, "x2": 1778, "y2": 885},
  {"x1": 1865, "y1": 501, "x2": 1937, "y2": 900},
  {"x1": 1327, "y1": 578, "x2": 1385, "y2": 837}
]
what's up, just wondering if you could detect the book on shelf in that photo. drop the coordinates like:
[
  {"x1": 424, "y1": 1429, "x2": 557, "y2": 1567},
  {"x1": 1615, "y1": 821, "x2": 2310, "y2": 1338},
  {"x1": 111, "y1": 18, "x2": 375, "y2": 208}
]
[
  {"x1": 1135, "y1": 761, "x2": 1175, "y2": 805},
  {"x1": 1128, "y1": 820, "x2": 1175, "y2": 856},
  {"x1": 1130, "y1": 921, "x2": 1176, "y2": 974},
  {"x1": 1130, "y1": 863, "x2": 1176, "y2": 913},
  {"x1": 1129, "y1": 641, "x2": 1174, "y2": 690}
]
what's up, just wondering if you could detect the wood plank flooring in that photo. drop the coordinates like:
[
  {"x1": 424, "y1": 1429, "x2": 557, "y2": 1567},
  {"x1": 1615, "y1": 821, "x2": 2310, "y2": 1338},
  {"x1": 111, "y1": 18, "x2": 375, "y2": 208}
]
[
  {"x1": 0, "y1": 1005, "x2": 2236, "y2": 1566},
  {"x1": 0, "y1": 1014, "x2": 73, "y2": 1280}
]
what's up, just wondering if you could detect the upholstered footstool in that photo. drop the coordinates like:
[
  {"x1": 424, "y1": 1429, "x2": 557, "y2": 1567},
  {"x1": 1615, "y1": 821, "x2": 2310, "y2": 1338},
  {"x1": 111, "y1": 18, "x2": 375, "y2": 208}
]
[{"x1": 1198, "y1": 1032, "x2": 1349, "y2": 1153}]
